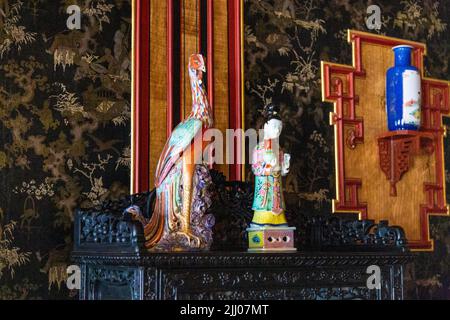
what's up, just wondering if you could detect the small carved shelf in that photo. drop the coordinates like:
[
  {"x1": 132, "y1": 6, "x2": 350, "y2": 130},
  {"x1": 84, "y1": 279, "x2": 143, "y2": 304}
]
[{"x1": 378, "y1": 130, "x2": 435, "y2": 197}]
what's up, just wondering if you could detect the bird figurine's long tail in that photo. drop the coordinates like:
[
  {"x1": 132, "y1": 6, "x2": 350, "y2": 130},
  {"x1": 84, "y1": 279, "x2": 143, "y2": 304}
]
[{"x1": 127, "y1": 54, "x2": 215, "y2": 251}]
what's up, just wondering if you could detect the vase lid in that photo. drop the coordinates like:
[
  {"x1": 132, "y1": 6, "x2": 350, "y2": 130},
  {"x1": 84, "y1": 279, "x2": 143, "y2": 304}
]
[{"x1": 392, "y1": 44, "x2": 414, "y2": 51}]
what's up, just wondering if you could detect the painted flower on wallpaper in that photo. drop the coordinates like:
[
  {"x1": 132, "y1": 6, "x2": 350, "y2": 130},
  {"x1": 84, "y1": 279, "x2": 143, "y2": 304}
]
[
  {"x1": 0, "y1": 221, "x2": 30, "y2": 279},
  {"x1": 51, "y1": 83, "x2": 89, "y2": 118},
  {"x1": 394, "y1": 0, "x2": 447, "y2": 39},
  {"x1": 83, "y1": 0, "x2": 114, "y2": 31},
  {"x1": 72, "y1": 153, "x2": 115, "y2": 206},
  {"x1": 0, "y1": 1, "x2": 37, "y2": 58},
  {"x1": 13, "y1": 178, "x2": 55, "y2": 200}
]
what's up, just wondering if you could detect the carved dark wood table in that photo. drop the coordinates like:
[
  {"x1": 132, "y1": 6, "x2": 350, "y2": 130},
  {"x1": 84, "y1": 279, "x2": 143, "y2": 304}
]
[
  {"x1": 72, "y1": 171, "x2": 414, "y2": 300},
  {"x1": 72, "y1": 251, "x2": 413, "y2": 300}
]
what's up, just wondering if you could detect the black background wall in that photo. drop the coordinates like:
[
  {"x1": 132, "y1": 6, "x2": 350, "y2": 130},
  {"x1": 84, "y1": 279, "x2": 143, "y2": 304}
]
[
  {"x1": 0, "y1": 0, "x2": 132, "y2": 299},
  {"x1": 0, "y1": 0, "x2": 449, "y2": 299}
]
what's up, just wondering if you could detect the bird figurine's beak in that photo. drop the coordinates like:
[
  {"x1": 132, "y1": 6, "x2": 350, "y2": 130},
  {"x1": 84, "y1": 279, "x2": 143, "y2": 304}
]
[{"x1": 201, "y1": 65, "x2": 206, "y2": 72}]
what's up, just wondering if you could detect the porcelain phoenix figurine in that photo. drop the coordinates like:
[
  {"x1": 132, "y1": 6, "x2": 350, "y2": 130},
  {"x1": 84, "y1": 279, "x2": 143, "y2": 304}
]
[
  {"x1": 129, "y1": 54, "x2": 215, "y2": 251},
  {"x1": 247, "y1": 103, "x2": 296, "y2": 252}
]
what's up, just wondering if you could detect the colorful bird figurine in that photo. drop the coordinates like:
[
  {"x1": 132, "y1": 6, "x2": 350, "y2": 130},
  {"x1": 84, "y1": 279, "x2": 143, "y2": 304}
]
[{"x1": 130, "y1": 54, "x2": 215, "y2": 251}]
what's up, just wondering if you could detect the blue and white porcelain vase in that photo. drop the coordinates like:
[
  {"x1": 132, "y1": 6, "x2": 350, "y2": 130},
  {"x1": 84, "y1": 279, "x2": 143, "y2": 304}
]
[{"x1": 386, "y1": 45, "x2": 421, "y2": 131}]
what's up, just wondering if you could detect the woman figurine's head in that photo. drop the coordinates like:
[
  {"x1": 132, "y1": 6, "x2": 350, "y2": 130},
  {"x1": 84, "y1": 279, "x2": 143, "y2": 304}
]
[{"x1": 262, "y1": 103, "x2": 283, "y2": 140}]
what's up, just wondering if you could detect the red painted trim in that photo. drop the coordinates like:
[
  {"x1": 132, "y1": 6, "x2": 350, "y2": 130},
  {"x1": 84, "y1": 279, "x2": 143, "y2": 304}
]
[
  {"x1": 206, "y1": 0, "x2": 214, "y2": 114},
  {"x1": 352, "y1": 36, "x2": 364, "y2": 75},
  {"x1": 179, "y1": 0, "x2": 184, "y2": 120},
  {"x1": 167, "y1": 0, "x2": 174, "y2": 136},
  {"x1": 228, "y1": 0, "x2": 243, "y2": 181},
  {"x1": 205, "y1": 0, "x2": 215, "y2": 170},
  {"x1": 133, "y1": 0, "x2": 151, "y2": 193},
  {"x1": 418, "y1": 80, "x2": 450, "y2": 250},
  {"x1": 197, "y1": 0, "x2": 202, "y2": 53},
  {"x1": 324, "y1": 71, "x2": 367, "y2": 217}
]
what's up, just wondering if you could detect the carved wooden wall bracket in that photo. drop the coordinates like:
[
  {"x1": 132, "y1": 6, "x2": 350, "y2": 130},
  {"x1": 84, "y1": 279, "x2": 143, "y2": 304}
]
[
  {"x1": 322, "y1": 30, "x2": 450, "y2": 251},
  {"x1": 378, "y1": 131, "x2": 434, "y2": 197}
]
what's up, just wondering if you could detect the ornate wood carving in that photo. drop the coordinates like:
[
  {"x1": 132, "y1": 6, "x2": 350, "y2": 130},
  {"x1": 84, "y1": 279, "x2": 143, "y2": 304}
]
[
  {"x1": 325, "y1": 70, "x2": 367, "y2": 217},
  {"x1": 322, "y1": 30, "x2": 450, "y2": 250},
  {"x1": 83, "y1": 266, "x2": 143, "y2": 300},
  {"x1": 378, "y1": 131, "x2": 434, "y2": 196},
  {"x1": 74, "y1": 171, "x2": 407, "y2": 252},
  {"x1": 72, "y1": 252, "x2": 412, "y2": 300}
]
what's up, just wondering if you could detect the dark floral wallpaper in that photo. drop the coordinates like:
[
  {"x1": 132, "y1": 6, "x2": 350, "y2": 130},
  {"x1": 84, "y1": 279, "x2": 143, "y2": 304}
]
[
  {"x1": 0, "y1": 0, "x2": 131, "y2": 299},
  {"x1": 0, "y1": 0, "x2": 449, "y2": 300}
]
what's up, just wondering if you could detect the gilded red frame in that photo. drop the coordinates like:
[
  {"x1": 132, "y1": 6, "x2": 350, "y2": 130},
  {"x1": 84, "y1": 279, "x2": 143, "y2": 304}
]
[
  {"x1": 322, "y1": 30, "x2": 450, "y2": 251},
  {"x1": 131, "y1": 0, "x2": 150, "y2": 193},
  {"x1": 131, "y1": 0, "x2": 245, "y2": 193}
]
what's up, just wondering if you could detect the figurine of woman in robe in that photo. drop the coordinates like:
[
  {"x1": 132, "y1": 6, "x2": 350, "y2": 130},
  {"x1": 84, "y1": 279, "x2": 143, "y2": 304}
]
[{"x1": 250, "y1": 103, "x2": 291, "y2": 228}]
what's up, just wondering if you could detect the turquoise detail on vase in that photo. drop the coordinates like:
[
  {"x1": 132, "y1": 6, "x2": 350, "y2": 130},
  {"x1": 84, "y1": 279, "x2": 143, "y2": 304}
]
[{"x1": 386, "y1": 45, "x2": 422, "y2": 131}]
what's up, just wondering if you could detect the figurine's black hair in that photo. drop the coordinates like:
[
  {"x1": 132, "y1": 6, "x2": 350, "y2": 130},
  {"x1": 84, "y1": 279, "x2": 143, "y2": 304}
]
[{"x1": 262, "y1": 103, "x2": 281, "y2": 123}]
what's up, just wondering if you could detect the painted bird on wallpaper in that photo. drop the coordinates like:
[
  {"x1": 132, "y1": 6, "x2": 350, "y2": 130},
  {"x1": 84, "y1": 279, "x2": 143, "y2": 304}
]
[{"x1": 128, "y1": 54, "x2": 215, "y2": 251}]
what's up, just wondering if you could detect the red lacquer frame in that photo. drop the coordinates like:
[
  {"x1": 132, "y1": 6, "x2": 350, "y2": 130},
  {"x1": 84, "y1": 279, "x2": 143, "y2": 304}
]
[
  {"x1": 131, "y1": 0, "x2": 150, "y2": 194},
  {"x1": 228, "y1": 0, "x2": 245, "y2": 181},
  {"x1": 322, "y1": 30, "x2": 450, "y2": 251},
  {"x1": 131, "y1": 0, "x2": 245, "y2": 193}
]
